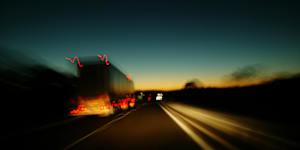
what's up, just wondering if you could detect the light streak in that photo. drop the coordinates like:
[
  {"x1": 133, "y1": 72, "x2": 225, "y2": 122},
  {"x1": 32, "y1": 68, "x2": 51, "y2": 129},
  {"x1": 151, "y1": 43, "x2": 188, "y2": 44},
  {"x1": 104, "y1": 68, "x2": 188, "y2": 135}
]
[
  {"x1": 162, "y1": 102, "x2": 300, "y2": 150},
  {"x1": 65, "y1": 57, "x2": 84, "y2": 67},
  {"x1": 126, "y1": 73, "x2": 131, "y2": 80},
  {"x1": 159, "y1": 103, "x2": 214, "y2": 150},
  {"x1": 69, "y1": 95, "x2": 135, "y2": 115},
  {"x1": 164, "y1": 103, "x2": 238, "y2": 150},
  {"x1": 97, "y1": 54, "x2": 110, "y2": 65}
]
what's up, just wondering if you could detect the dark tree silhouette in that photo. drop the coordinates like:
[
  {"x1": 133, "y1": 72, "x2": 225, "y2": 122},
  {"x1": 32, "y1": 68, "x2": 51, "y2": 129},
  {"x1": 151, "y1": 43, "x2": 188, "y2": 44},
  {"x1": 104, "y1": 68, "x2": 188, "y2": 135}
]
[{"x1": 184, "y1": 79, "x2": 203, "y2": 89}]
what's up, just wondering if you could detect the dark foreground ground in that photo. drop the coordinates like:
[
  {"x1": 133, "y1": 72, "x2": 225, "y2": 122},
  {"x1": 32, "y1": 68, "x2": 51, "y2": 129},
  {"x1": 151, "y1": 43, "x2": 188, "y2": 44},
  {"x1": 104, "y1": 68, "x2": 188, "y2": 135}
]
[{"x1": 3, "y1": 102, "x2": 299, "y2": 150}]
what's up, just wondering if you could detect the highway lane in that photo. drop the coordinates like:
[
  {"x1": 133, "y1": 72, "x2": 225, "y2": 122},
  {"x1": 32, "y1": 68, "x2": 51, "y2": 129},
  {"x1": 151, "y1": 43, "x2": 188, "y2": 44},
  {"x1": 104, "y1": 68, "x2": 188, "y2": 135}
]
[
  {"x1": 67, "y1": 102, "x2": 300, "y2": 150},
  {"x1": 16, "y1": 102, "x2": 198, "y2": 150},
  {"x1": 11, "y1": 101, "x2": 300, "y2": 150},
  {"x1": 14, "y1": 106, "x2": 145, "y2": 149},
  {"x1": 160, "y1": 102, "x2": 300, "y2": 150},
  {"x1": 67, "y1": 102, "x2": 199, "y2": 150}
]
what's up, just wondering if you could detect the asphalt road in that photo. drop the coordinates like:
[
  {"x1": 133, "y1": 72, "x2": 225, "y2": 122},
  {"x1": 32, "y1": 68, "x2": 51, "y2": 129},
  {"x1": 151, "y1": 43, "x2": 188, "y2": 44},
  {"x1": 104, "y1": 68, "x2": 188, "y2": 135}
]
[{"x1": 11, "y1": 102, "x2": 300, "y2": 150}]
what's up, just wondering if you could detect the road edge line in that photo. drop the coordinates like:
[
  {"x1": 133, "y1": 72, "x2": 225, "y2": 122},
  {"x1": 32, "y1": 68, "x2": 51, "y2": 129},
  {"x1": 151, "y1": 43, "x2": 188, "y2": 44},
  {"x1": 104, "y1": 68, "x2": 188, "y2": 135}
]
[{"x1": 63, "y1": 110, "x2": 133, "y2": 150}]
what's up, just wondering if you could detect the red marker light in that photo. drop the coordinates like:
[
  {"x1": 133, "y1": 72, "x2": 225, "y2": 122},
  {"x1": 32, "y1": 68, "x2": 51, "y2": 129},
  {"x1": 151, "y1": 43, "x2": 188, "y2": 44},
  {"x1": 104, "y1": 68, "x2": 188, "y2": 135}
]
[
  {"x1": 126, "y1": 73, "x2": 132, "y2": 80},
  {"x1": 97, "y1": 54, "x2": 110, "y2": 65},
  {"x1": 65, "y1": 57, "x2": 84, "y2": 67}
]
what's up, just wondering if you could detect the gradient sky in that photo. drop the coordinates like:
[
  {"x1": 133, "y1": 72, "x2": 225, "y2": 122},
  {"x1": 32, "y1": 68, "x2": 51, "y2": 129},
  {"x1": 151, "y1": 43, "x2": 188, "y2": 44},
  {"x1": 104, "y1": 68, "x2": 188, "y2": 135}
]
[{"x1": 1, "y1": 0, "x2": 300, "y2": 90}]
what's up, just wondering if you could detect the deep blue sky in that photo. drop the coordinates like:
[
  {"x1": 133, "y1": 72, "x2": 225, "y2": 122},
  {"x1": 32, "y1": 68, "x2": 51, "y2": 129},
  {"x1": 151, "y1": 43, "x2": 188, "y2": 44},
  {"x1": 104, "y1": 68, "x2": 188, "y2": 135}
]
[{"x1": 1, "y1": 0, "x2": 299, "y2": 90}]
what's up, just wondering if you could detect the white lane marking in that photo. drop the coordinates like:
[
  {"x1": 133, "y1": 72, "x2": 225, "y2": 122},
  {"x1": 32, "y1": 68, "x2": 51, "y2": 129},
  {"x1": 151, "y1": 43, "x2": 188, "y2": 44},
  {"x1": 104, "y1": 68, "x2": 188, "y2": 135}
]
[
  {"x1": 165, "y1": 104, "x2": 238, "y2": 150},
  {"x1": 63, "y1": 110, "x2": 133, "y2": 150},
  {"x1": 167, "y1": 102, "x2": 300, "y2": 148},
  {"x1": 159, "y1": 103, "x2": 214, "y2": 150}
]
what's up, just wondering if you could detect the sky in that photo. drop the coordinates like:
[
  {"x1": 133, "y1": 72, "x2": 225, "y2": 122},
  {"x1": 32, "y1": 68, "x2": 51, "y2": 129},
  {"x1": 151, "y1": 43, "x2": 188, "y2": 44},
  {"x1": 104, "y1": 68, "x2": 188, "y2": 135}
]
[{"x1": 1, "y1": 0, "x2": 300, "y2": 90}]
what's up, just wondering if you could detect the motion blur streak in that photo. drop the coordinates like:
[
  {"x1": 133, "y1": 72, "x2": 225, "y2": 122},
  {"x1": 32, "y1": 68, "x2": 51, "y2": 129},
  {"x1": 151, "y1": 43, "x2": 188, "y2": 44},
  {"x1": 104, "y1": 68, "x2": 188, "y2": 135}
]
[
  {"x1": 96, "y1": 54, "x2": 109, "y2": 65},
  {"x1": 162, "y1": 102, "x2": 299, "y2": 150},
  {"x1": 160, "y1": 104, "x2": 214, "y2": 150},
  {"x1": 167, "y1": 107, "x2": 238, "y2": 150},
  {"x1": 69, "y1": 94, "x2": 114, "y2": 116},
  {"x1": 65, "y1": 57, "x2": 84, "y2": 67}
]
